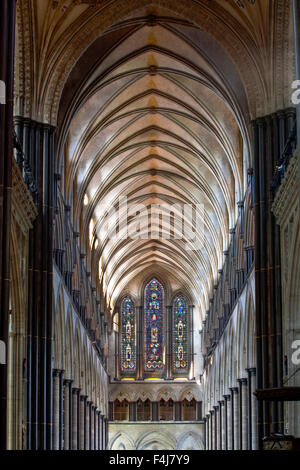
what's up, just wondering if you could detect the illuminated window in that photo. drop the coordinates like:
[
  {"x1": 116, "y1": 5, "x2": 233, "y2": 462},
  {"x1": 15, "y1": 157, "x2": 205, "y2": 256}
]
[
  {"x1": 159, "y1": 399, "x2": 174, "y2": 421},
  {"x1": 182, "y1": 399, "x2": 196, "y2": 421},
  {"x1": 113, "y1": 399, "x2": 129, "y2": 420},
  {"x1": 121, "y1": 297, "x2": 136, "y2": 372},
  {"x1": 116, "y1": 280, "x2": 192, "y2": 380},
  {"x1": 137, "y1": 399, "x2": 151, "y2": 421},
  {"x1": 89, "y1": 218, "x2": 94, "y2": 247},
  {"x1": 144, "y1": 278, "x2": 164, "y2": 371},
  {"x1": 173, "y1": 295, "x2": 189, "y2": 372}
]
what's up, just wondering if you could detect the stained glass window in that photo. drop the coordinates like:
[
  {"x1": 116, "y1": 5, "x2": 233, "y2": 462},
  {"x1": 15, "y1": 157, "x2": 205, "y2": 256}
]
[
  {"x1": 121, "y1": 296, "x2": 136, "y2": 372},
  {"x1": 144, "y1": 278, "x2": 164, "y2": 371},
  {"x1": 173, "y1": 295, "x2": 189, "y2": 371}
]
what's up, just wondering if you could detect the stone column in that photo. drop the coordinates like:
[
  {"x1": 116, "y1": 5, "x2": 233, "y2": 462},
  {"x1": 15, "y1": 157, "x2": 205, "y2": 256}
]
[
  {"x1": 248, "y1": 368, "x2": 258, "y2": 450},
  {"x1": 52, "y1": 370, "x2": 61, "y2": 450},
  {"x1": 235, "y1": 387, "x2": 240, "y2": 450},
  {"x1": 72, "y1": 388, "x2": 80, "y2": 450},
  {"x1": 224, "y1": 395, "x2": 230, "y2": 450},
  {"x1": 99, "y1": 413, "x2": 102, "y2": 450},
  {"x1": 237, "y1": 379, "x2": 243, "y2": 449},
  {"x1": 225, "y1": 394, "x2": 232, "y2": 450},
  {"x1": 214, "y1": 406, "x2": 219, "y2": 450},
  {"x1": 99, "y1": 414, "x2": 104, "y2": 450},
  {"x1": 252, "y1": 114, "x2": 286, "y2": 447},
  {"x1": 63, "y1": 379, "x2": 72, "y2": 450},
  {"x1": 114, "y1": 329, "x2": 120, "y2": 381},
  {"x1": 59, "y1": 371, "x2": 64, "y2": 450},
  {"x1": 95, "y1": 409, "x2": 99, "y2": 450},
  {"x1": 79, "y1": 395, "x2": 87, "y2": 450},
  {"x1": 220, "y1": 400, "x2": 225, "y2": 451},
  {"x1": 29, "y1": 121, "x2": 56, "y2": 450},
  {"x1": 93, "y1": 406, "x2": 97, "y2": 450},
  {"x1": 292, "y1": 0, "x2": 300, "y2": 202},
  {"x1": 102, "y1": 414, "x2": 105, "y2": 450},
  {"x1": 240, "y1": 378, "x2": 248, "y2": 450},
  {"x1": 104, "y1": 417, "x2": 108, "y2": 450},
  {"x1": 106, "y1": 418, "x2": 109, "y2": 450},
  {"x1": 86, "y1": 401, "x2": 91, "y2": 450},
  {"x1": 206, "y1": 414, "x2": 210, "y2": 450},
  {"x1": 203, "y1": 417, "x2": 207, "y2": 450},
  {"x1": 91, "y1": 405, "x2": 95, "y2": 450},
  {"x1": 231, "y1": 387, "x2": 239, "y2": 450},
  {"x1": 69, "y1": 380, "x2": 73, "y2": 450},
  {"x1": 0, "y1": 0, "x2": 16, "y2": 452},
  {"x1": 210, "y1": 410, "x2": 215, "y2": 450},
  {"x1": 207, "y1": 415, "x2": 210, "y2": 450},
  {"x1": 92, "y1": 405, "x2": 96, "y2": 450}
]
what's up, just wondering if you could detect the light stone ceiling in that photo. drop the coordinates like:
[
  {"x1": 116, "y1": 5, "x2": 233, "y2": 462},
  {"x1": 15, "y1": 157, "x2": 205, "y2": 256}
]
[
  {"x1": 16, "y1": 0, "x2": 294, "y2": 319},
  {"x1": 60, "y1": 14, "x2": 247, "y2": 313}
]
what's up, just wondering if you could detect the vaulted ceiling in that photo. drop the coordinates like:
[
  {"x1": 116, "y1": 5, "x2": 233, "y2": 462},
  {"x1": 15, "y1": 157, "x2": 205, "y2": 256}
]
[{"x1": 15, "y1": 0, "x2": 294, "y2": 316}]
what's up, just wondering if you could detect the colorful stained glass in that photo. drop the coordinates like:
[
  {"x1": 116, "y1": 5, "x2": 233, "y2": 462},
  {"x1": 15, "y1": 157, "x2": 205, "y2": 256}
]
[
  {"x1": 121, "y1": 297, "x2": 136, "y2": 372},
  {"x1": 144, "y1": 278, "x2": 164, "y2": 370},
  {"x1": 173, "y1": 296, "x2": 189, "y2": 371}
]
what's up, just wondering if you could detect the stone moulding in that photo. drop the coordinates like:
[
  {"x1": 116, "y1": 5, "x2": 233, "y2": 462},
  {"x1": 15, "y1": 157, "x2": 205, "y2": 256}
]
[
  {"x1": 12, "y1": 157, "x2": 38, "y2": 234},
  {"x1": 272, "y1": 150, "x2": 298, "y2": 226}
]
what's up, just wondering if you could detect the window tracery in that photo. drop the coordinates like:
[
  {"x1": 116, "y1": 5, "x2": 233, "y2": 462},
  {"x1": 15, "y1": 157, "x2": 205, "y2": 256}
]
[
  {"x1": 121, "y1": 296, "x2": 136, "y2": 372},
  {"x1": 173, "y1": 295, "x2": 189, "y2": 372},
  {"x1": 144, "y1": 279, "x2": 164, "y2": 371}
]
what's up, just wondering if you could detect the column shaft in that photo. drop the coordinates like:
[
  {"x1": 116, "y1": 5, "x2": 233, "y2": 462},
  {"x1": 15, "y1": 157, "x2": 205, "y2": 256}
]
[
  {"x1": 214, "y1": 406, "x2": 219, "y2": 450},
  {"x1": 231, "y1": 388, "x2": 239, "y2": 450},
  {"x1": 90, "y1": 406, "x2": 95, "y2": 450},
  {"x1": 72, "y1": 389, "x2": 80, "y2": 450},
  {"x1": 52, "y1": 370, "x2": 60, "y2": 450},
  {"x1": 207, "y1": 415, "x2": 210, "y2": 450},
  {"x1": 79, "y1": 395, "x2": 86, "y2": 450},
  {"x1": 220, "y1": 401, "x2": 225, "y2": 451},
  {"x1": 241, "y1": 380, "x2": 248, "y2": 450},
  {"x1": 238, "y1": 379, "x2": 248, "y2": 450},
  {"x1": 224, "y1": 396, "x2": 230, "y2": 450},
  {"x1": 63, "y1": 380, "x2": 72, "y2": 450},
  {"x1": 0, "y1": 0, "x2": 17, "y2": 451},
  {"x1": 95, "y1": 410, "x2": 99, "y2": 450},
  {"x1": 59, "y1": 371, "x2": 64, "y2": 450},
  {"x1": 85, "y1": 401, "x2": 91, "y2": 450},
  {"x1": 211, "y1": 411, "x2": 215, "y2": 450},
  {"x1": 292, "y1": 0, "x2": 300, "y2": 203},
  {"x1": 249, "y1": 369, "x2": 258, "y2": 450},
  {"x1": 100, "y1": 415, "x2": 104, "y2": 450}
]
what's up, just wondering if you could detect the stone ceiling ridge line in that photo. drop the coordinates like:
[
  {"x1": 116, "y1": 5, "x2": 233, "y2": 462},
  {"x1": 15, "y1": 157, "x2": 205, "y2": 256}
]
[{"x1": 30, "y1": 0, "x2": 274, "y2": 314}]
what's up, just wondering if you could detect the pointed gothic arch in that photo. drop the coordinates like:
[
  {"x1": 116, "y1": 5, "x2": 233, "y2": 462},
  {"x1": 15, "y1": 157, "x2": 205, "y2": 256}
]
[{"x1": 144, "y1": 277, "x2": 165, "y2": 373}]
